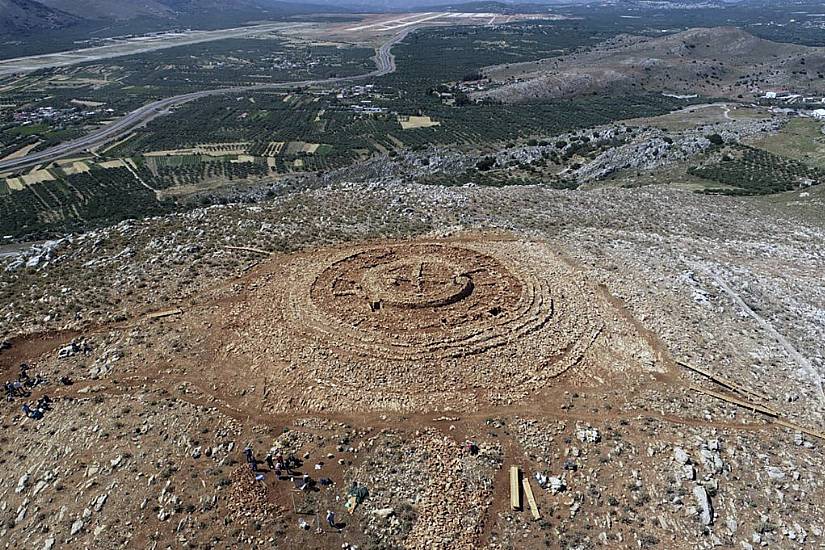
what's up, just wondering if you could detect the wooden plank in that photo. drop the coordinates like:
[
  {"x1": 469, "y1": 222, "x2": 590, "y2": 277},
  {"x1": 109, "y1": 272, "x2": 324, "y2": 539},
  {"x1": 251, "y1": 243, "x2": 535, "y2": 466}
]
[
  {"x1": 521, "y1": 476, "x2": 540, "y2": 520},
  {"x1": 774, "y1": 418, "x2": 825, "y2": 442},
  {"x1": 509, "y1": 466, "x2": 521, "y2": 511},
  {"x1": 690, "y1": 385, "x2": 779, "y2": 417},
  {"x1": 145, "y1": 308, "x2": 182, "y2": 320},
  {"x1": 224, "y1": 245, "x2": 271, "y2": 256},
  {"x1": 677, "y1": 360, "x2": 770, "y2": 402},
  {"x1": 691, "y1": 385, "x2": 825, "y2": 442}
]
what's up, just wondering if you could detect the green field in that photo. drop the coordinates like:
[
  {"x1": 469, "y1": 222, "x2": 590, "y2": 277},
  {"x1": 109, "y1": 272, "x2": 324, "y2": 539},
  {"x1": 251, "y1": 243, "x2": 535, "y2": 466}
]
[
  {"x1": 0, "y1": 167, "x2": 176, "y2": 238},
  {"x1": 5, "y1": 124, "x2": 49, "y2": 137},
  {"x1": 0, "y1": 37, "x2": 376, "y2": 160},
  {"x1": 752, "y1": 118, "x2": 825, "y2": 169},
  {"x1": 689, "y1": 144, "x2": 824, "y2": 195},
  {"x1": 3, "y1": 9, "x2": 820, "y2": 240}
]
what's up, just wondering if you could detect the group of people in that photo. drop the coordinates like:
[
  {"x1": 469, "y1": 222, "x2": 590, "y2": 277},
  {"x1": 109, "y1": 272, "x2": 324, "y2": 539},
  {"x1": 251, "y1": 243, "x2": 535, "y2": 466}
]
[
  {"x1": 22, "y1": 395, "x2": 52, "y2": 419},
  {"x1": 243, "y1": 445, "x2": 343, "y2": 531},
  {"x1": 243, "y1": 446, "x2": 303, "y2": 478},
  {"x1": 4, "y1": 364, "x2": 52, "y2": 420},
  {"x1": 4, "y1": 364, "x2": 44, "y2": 401}
]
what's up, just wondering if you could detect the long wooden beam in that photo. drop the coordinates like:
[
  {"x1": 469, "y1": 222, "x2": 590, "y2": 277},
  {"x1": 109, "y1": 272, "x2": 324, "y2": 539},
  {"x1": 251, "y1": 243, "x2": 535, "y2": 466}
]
[
  {"x1": 145, "y1": 308, "x2": 183, "y2": 320},
  {"x1": 677, "y1": 360, "x2": 770, "y2": 402},
  {"x1": 522, "y1": 476, "x2": 540, "y2": 520},
  {"x1": 689, "y1": 385, "x2": 825, "y2": 441},
  {"x1": 689, "y1": 385, "x2": 778, "y2": 417},
  {"x1": 224, "y1": 245, "x2": 272, "y2": 256},
  {"x1": 774, "y1": 418, "x2": 825, "y2": 442},
  {"x1": 509, "y1": 466, "x2": 521, "y2": 511}
]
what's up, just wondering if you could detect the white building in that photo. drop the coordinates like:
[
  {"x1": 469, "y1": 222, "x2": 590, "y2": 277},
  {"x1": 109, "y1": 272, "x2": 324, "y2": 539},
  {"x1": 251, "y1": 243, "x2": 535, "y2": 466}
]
[{"x1": 812, "y1": 108, "x2": 825, "y2": 120}]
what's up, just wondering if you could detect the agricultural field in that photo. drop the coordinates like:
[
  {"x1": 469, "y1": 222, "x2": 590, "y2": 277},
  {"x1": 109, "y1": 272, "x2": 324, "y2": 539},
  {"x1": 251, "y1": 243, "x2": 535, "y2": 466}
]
[
  {"x1": 2, "y1": 16, "x2": 824, "y2": 241},
  {"x1": 108, "y1": 38, "x2": 374, "y2": 91},
  {"x1": 0, "y1": 165, "x2": 174, "y2": 237},
  {"x1": 103, "y1": 20, "x2": 705, "y2": 167},
  {"x1": 377, "y1": 22, "x2": 616, "y2": 96},
  {"x1": 0, "y1": 37, "x2": 375, "y2": 158},
  {"x1": 750, "y1": 117, "x2": 825, "y2": 169},
  {"x1": 688, "y1": 143, "x2": 824, "y2": 195},
  {"x1": 625, "y1": 104, "x2": 774, "y2": 132}
]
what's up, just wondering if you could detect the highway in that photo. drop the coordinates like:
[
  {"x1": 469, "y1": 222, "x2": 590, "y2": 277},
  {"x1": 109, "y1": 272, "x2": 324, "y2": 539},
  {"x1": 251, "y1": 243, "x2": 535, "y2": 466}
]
[{"x1": 0, "y1": 29, "x2": 410, "y2": 174}]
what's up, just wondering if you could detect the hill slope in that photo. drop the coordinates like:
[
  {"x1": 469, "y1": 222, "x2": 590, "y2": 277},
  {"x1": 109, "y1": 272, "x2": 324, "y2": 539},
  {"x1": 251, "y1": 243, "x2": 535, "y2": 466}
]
[
  {"x1": 474, "y1": 27, "x2": 825, "y2": 103},
  {"x1": 0, "y1": 0, "x2": 351, "y2": 37},
  {"x1": 35, "y1": 0, "x2": 173, "y2": 20},
  {"x1": 0, "y1": 0, "x2": 80, "y2": 33}
]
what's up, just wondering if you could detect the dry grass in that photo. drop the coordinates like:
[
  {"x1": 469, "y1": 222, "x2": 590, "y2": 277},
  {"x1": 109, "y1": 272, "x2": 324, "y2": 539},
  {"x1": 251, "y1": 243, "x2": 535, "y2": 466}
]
[{"x1": 399, "y1": 115, "x2": 440, "y2": 130}]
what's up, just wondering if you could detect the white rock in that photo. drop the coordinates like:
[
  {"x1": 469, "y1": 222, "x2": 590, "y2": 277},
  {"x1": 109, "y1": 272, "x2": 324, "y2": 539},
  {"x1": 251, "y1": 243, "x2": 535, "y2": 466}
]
[
  {"x1": 70, "y1": 519, "x2": 84, "y2": 536},
  {"x1": 674, "y1": 447, "x2": 690, "y2": 465},
  {"x1": 693, "y1": 486, "x2": 713, "y2": 526},
  {"x1": 576, "y1": 427, "x2": 600, "y2": 444},
  {"x1": 94, "y1": 494, "x2": 108, "y2": 512},
  {"x1": 766, "y1": 467, "x2": 785, "y2": 481},
  {"x1": 15, "y1": 473, "x2": 30, "y2": 494}
]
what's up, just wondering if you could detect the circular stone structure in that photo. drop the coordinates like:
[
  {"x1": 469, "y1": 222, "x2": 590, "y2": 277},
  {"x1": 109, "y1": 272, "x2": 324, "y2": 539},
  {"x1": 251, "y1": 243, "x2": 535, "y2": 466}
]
[
  {"x1": 306, "y1": 244, "x2": 528, "y2": 357},
  {"x1": 230, "y1": 238, "x2": 642, "y2": 412},
  {"x1": 282, "y1": 241, "x2": 589, "y2": 364}
]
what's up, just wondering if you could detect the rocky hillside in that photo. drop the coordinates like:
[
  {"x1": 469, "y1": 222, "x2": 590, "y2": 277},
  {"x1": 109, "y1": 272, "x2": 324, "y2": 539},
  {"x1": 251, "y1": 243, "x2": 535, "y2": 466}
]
[
  {"x1": 474, "y1": 27, "x2": 825, "y2": 103},
  {"x1": 0, "y1": 179, "x2": 824, "y2": 548},
  {"x1": 35, "y1": 0, "x2": 174, "y2": 20},
  {"x1": 0, "y1": 0, "x2": 348, "y2": 36},
  {"x1": 0, "y1": 0, "x2": 80, "y2": 33}
]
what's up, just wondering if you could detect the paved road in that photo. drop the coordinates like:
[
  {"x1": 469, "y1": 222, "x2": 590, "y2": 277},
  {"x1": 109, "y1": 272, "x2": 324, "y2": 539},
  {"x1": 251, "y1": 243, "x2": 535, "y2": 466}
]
[{"x1": 0, "y1": 29, "x2": 410, "y2": 174}]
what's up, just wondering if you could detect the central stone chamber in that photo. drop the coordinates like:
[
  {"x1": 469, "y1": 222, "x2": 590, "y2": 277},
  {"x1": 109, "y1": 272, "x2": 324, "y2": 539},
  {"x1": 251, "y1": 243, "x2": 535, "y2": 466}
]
[
  {"x1": 312, "y1": 243, "x2": 523, "y2": 340},
  {"x1": 361, "y1": 257, "x2": 474, "y2": 311}
]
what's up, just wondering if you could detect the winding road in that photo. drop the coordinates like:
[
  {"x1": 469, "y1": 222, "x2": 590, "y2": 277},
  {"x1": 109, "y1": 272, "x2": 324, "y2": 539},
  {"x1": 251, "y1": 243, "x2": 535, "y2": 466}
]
[{"x1": 0, "y1": 29, "x2": 410, "y2": 174}]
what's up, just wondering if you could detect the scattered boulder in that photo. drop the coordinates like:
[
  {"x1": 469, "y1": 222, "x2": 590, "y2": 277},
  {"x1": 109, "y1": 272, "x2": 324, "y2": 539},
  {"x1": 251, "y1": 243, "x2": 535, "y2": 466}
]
[
  {"x1": 15, "y1": 473, "x2": 29, "y2": 494},
  {"x1": 693, "y1": 485, "x2": 714, "y2": 526},
  {"x1": 576, "y1": 426, "x2": 601, "y2": 444}
]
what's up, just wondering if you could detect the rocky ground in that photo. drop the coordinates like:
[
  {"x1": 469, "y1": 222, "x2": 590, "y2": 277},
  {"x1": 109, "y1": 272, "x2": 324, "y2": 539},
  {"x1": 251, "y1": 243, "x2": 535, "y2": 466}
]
[{"x1": 1, "y1": 156, "x2": 824, "y2": 549}]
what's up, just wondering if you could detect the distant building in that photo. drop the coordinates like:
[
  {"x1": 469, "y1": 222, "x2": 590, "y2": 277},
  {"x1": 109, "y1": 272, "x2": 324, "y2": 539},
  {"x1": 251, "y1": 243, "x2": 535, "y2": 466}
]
[
  {"x1": 812, "y1": 109, "x2": 825, "y2": 120},
  {"x1": 764, "y1": 91, "x2": 778, "y2": 99}
]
